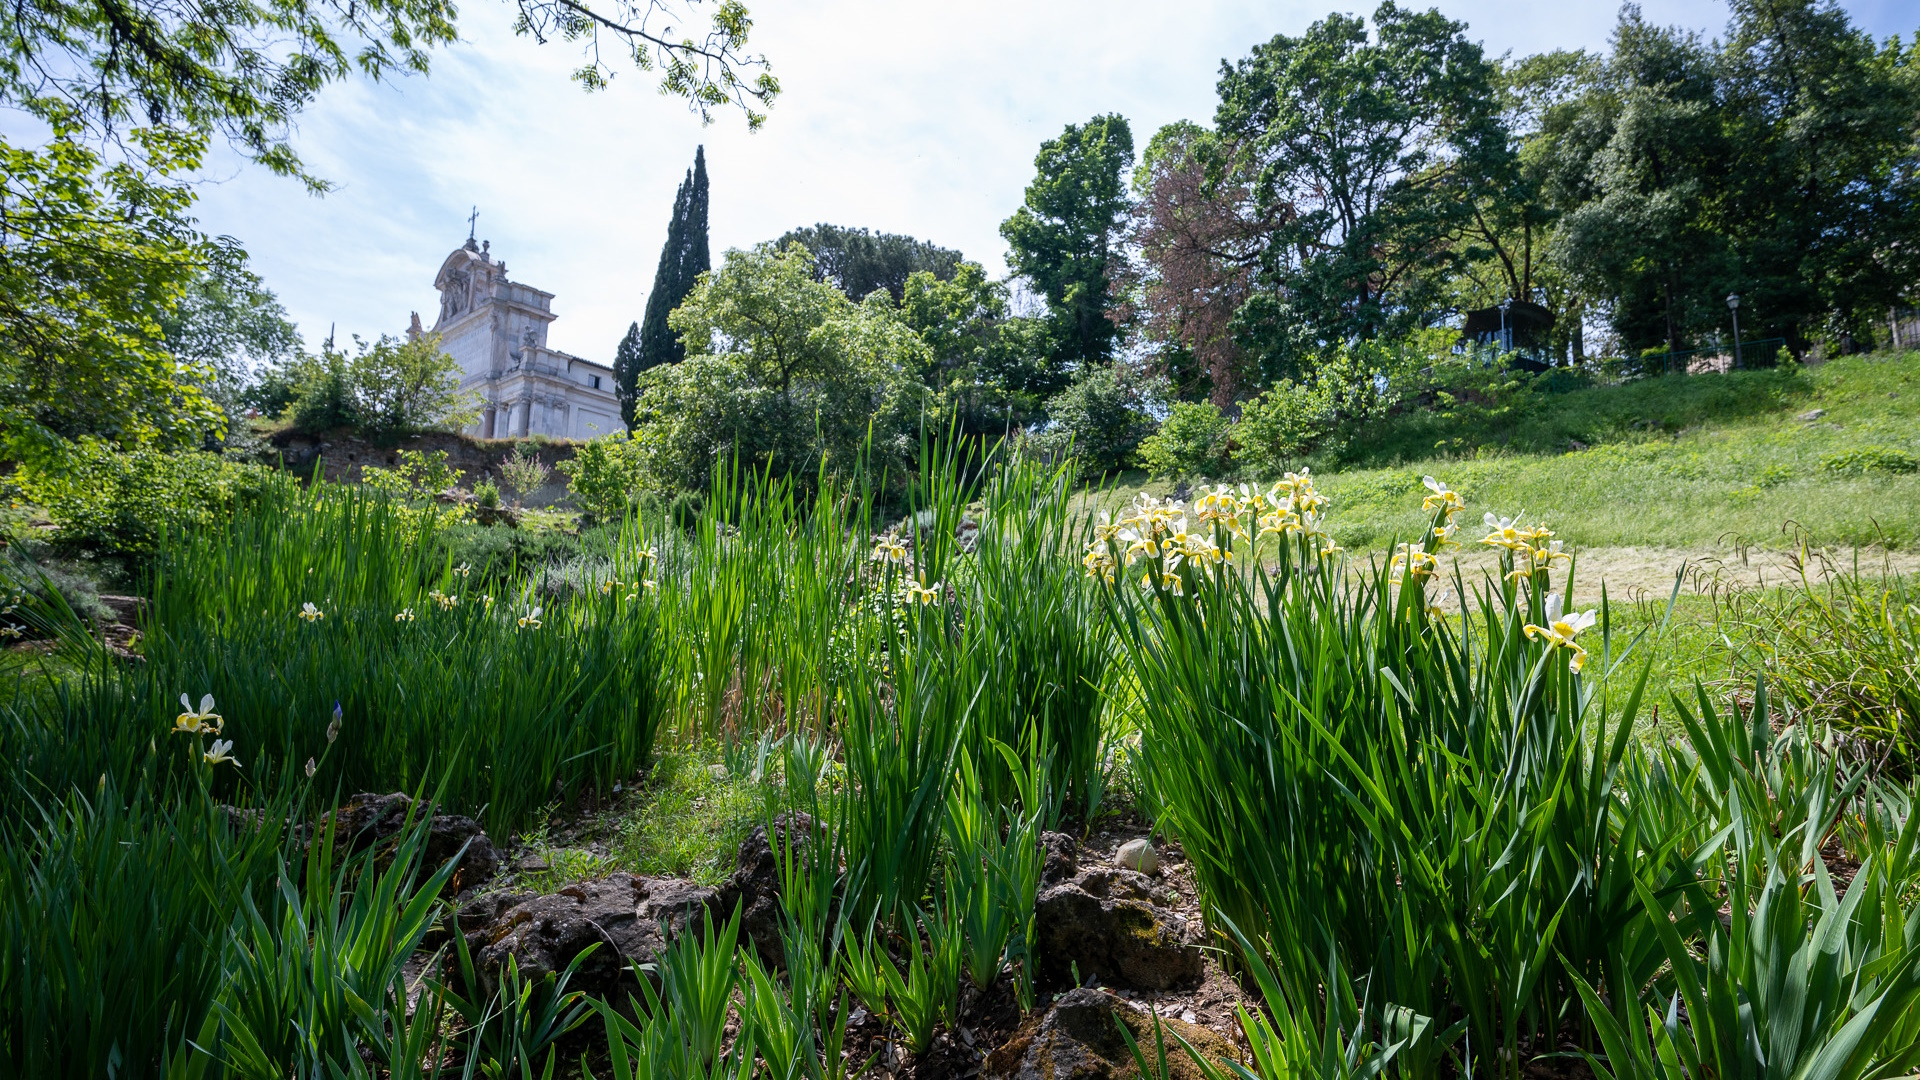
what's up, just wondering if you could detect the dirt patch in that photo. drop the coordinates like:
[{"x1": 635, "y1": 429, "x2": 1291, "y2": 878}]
[{"x1": 1426, "y1": 543, "x2": 1920, "y2": 611}]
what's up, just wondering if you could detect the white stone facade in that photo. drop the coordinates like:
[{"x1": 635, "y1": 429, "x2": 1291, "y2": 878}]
[{"x1": 412, "y1": 239, "x2": 622, "y2": 440}]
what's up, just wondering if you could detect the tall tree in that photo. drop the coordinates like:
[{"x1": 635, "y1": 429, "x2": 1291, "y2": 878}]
[
  {"x1": 1001, "y1": 113, "x2": 1135, "y2": 381},
  {"x1": 776, "y1": 224, "x2": 964, "y2": 302},
  {"x1": 1716, "y1": 0, "x2": 1920, "y2": 347},
  {"x1": 621, "y1": 146, "x2": 713, "y2": 426},
  {"x1": 1117, "y1": 120, "x2": 1278, "y2": 403},
  {"x1": 1214, "y1": 3, "x2": 1511, "y2": 370}
]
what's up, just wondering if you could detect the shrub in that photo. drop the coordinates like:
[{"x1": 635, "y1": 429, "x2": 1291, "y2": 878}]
[
  {"x1": 273, "y1": 333, "x2": 476, "y2": 436},
  {"x1": 15, "y1": 441, "x2": 283, "y2": 559},
  {"x1": 1820, "y1": 446, "x2": 1918, "y2": 475},
  {"x1": 429, "y1": 523, "x2": 583, "y2": 584},
  {"x1": 498, "y1": 442, "x2": 554, "y2": 504},
  {"x1": 558, "y1": 433, "x2": 644, "y2": 523},
  {"x1": 1138, "y1": 400, "x2": 1234, "y2": 478},
  {"x1": 1039, "y1": 365, "x2": 1157, "y2": 474},
  {"x1": 1232, "y1": 380, "x2": 1332, "y2": 475}
]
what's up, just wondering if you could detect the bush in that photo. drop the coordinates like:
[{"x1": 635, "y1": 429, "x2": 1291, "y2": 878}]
[
  {"x1": 15, "y1": 441, "x2": 283, "y2": 559},
  {"x1": 429, "y1": 523, "x2": 584, "y2": 585},
  {"x1": 1039, "y1": 365, "x2": 1157, "y2": 474},
  {"x1": 1138, "y1": 400, "x2": 1233, "y2": 478},
  {"x1": 272, "y1": 333, "x2": 475, "y2": 436},
  {"x1": 498, "y1": 442, "x2": 554, "y2": 504},
  {"x1": 1820, "y1": 446, "x2": 1919, "y2": 475},
  {"x1": 558, "y1": 433, "x2": 644, "y2": 523},
  {"x1": 1233, "y1": 380, "x2": 1333, "y2": 476}
]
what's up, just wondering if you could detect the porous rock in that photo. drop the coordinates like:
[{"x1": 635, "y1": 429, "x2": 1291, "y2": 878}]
[
  {"x1": 465, "y1": 873, "x2": 718, "y2": 996},
  {"x1": 984, "y1": 988, "x2": 1233, "y2": 1080},
  {"x1": 1039, "y1": 831, "x2": 1079, "y2": 887},
  {"x1": 1034, "y1": 868, "x2": 1201, "y2": 991},
  {"x1": 716, "y1": 812, "x2": 817, "y2": 966},
  {"x1": 321, "y1": 792, "x2": 500, "y2": 892}
]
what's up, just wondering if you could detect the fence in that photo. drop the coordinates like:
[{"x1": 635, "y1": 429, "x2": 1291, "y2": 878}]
[
  {"x1": 1891, "y1": 307, "x2": 1920, "y2": 352},
  {"x1": 1537, "y1": 337, "x2": 1789, "y2": 393}
]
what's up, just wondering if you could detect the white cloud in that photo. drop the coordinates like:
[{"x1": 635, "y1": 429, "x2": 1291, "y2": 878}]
[{"x1": 185, "y1": 0, "x2": 1902, "y2": 361}]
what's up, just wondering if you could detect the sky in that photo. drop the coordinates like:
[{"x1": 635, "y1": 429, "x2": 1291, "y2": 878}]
[{"x1": 186, "y1": 0, "x2": 1916, "y2": 362}]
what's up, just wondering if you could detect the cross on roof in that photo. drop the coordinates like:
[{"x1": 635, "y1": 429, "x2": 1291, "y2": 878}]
[{"x1": 467, "y1": 206, "x2": 480, "y2": 241}]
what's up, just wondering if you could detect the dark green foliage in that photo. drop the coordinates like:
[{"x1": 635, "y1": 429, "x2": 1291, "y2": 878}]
[
  {"x1": 14, "y1": 441, "x2": 286, "y2": 561},
  {"x1": 1038, "y1": 365, "x2": 1156, "y2": 475},
  {"x1": 1002, "y1": 114, "x2": 1135, "y2": 377},
  {"x1": 0, "y1": 783, "x2": 292, "y2": 1078},
  {"x1": 428, "y1": 522, "x2": 586, "y2": 584},
  {"x1": 776, "y1": 223, "x2": 964, "y2": 303},
  {"x1": 622, "y1": 146, "x2": 713, "y2": 426},
  {"x1": 1543, "y1": 1, "x2": 1920, "y2": 353},
  {"x1": 1213, "y1": 3, "x2": 1509, "y2": 359}
]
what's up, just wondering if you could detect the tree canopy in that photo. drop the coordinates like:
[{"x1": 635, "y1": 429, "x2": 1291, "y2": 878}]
[
  {"x1": 1001, "y1": 113, "x2": 1135, "y2": 379},
  {"x1": 776, "y1": 224, "x2": 965, "y2": 303},
  {"x1": 633, "y1": 243, "x2": 928, "y2": 491}
]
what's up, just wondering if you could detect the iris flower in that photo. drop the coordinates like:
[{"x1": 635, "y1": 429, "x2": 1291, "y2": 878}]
[
  {"x1": 175, "y1": 693, "x2": 222, "y2": 736},
  {"x1": 1524, "y1": 593, "x2": 1598, "y2": 672}
]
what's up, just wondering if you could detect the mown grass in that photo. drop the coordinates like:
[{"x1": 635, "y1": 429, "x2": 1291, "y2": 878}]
[{"x1": 1103, "y1": 352, "x2": 1920, "y2": 552}]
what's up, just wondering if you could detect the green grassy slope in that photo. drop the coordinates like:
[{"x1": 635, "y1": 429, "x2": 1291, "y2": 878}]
[{"x1": 1107, "y1": 353, "x2": 1920, "y2": 553}]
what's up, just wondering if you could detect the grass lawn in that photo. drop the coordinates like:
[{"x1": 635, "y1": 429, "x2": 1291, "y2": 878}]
[{"x1": 1093, "y1": 352, "x2": 1920, "y2": 555}]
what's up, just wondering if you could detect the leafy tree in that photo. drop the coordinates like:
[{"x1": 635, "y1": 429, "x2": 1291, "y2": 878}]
[
  {"x1": 1038, "y1": 364, "x2": 1157, "y2": 475},
  {"x1": 1117, "y1": 120, "x2": 1277, "y2": 403},
  {"x1": 1214, "y1": 3, "x2": 1511, "y2": 366},
  {"x1": 162, "y1": 247, "x2": 301, "y2": 431},
  {"x1": 621, "y1": 146, "x2": 711, "y2": 425},
  {"x1": 635, "y1": 243, "x2": 928, "y2": 491},
  {"x1": 1714, "y1": 0, "x2": 1920, "y2": 347},
  {"x1": 0, "y1": 0, "x2": 775, "y2": 189},
  {"x1": 275, "y1": 333, "x2": 473, "y2": 435},
  {"x1": 1001, "y1": 113, "x2": 1135, "y2": 380},
  {"x1": 0, "y1": 129, "x2": 222, "y2": 461},
  {"x1": 777, "y1": 224, "x2": 964, "y2": 302},
  {"x1": 1545, "y1": 11, "x2": 1731, "y2": 353},
  {"x1": 895, "y1": 263, "x2": 1053, "y2": 437},
  {"x1": 1541, "y1": 0, "x2": 1920, "y2": 354},
  {"x1": 1138, "y1": 400, "x2": 1233, "y2": 478}
]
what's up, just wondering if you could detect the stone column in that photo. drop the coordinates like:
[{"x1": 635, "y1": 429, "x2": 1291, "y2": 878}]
[
  {"x1": 482, "y1": 405, "x2": 497, "y2": 440},
  {"x1": 516, "y1": 398, "x2": 531, "y2": 437}
]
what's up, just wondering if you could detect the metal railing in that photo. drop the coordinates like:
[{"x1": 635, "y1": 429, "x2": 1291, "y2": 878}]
[{"x1": 1537, "y1": 337, "x2": 1790, "y2": 392}]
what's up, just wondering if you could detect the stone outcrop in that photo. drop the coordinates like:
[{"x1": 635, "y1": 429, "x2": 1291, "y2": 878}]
[
  {"x1": 1033, "y1": 868, "x2": 1202, "y2": 991},
  {"x1": 715, "y1": 812, "x2": 818, "y2": 967},
  {"x1": 321, "y1": 792, "x2": 500, "y2": 893},
  {"x1": 462, "y1": 873, "x2": 719, "y2": 996},
  {"x1": 984, "y1": 988, "x2": 1233, "y2": 1080}
]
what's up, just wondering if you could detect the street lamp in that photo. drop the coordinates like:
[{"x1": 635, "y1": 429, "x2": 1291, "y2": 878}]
[
  {"x1": 1499, "y1": 298, "x2": 1513, "y2": 354},
  {"x1": 1726, "y1": 293, "x2": 1743, "y2": 369}
]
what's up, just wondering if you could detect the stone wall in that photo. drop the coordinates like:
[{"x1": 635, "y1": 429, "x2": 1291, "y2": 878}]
[{"x1": 262, "y1": 427, "x2": 580, "y2": 506}]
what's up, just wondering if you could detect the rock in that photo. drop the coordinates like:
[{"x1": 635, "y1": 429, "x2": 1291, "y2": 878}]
[
  {"x1": 983, "y1": 988, "x2": 1233, "y2": 1080},
  {"x1": 708, "y1": 764, "x2": 731, "y2": 782},
  {"x1": 512, "y1": 853, "x2": 551, "y2": 874},
  {"x1": 1039, "y1": 831, "x2": 1079, "y2": 887},
  {"x1": 1800, "y1": 408, "x2": 1828, "y2": 421},
  {"x1": 1114, "y1": 839, "x2": 1158, "y2": 876},
  {"x1": 467, "y1": 873, "x2": 719, "y2": 996},
  {"x1": 320, "y1": 793, "x2": 500, "y2": 892},
  {"x1": 716, "y1": 812, "x2": 817, "y2": 966},
  {"x1": 1034, "y1": 868, "x2": 1202, "y2": 991}
]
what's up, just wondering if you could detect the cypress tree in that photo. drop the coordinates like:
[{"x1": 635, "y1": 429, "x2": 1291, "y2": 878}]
[
  {"x1": 612, "y1": 321, "x2": 642, "y2": 426},
  {"x1": 686, "y1": 146, "x2": 710, "y2": 283},
  {"x1": 619, "y1": 146, "x2": 713, "y2": 428}
]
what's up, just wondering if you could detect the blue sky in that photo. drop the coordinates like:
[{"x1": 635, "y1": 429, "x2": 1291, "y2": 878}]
[{"x1": 186, "y1": 0, "x2": 1915, "y2": 363}]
